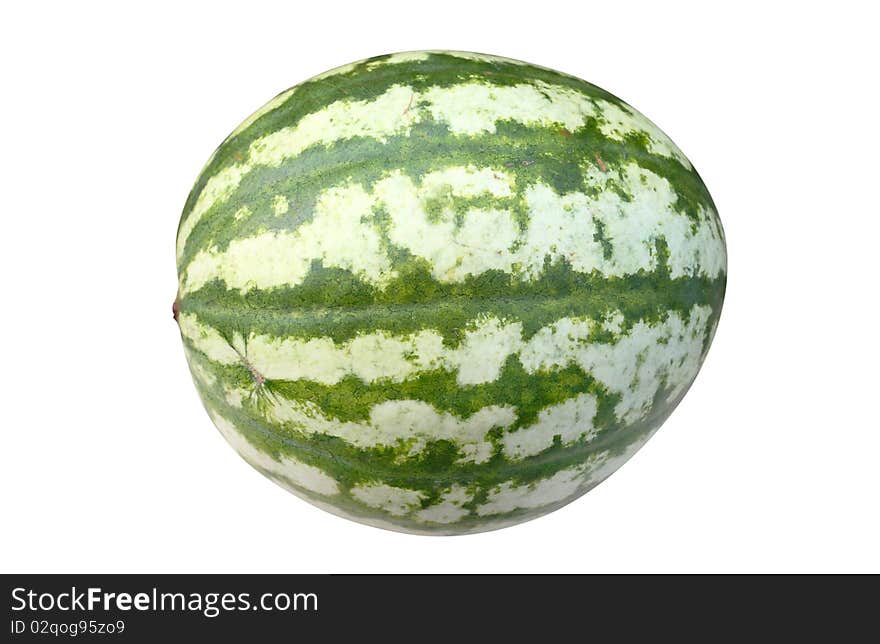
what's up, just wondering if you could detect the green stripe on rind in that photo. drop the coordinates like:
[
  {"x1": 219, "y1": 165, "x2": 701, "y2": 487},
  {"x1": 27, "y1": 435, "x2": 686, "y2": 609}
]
[
  {"x1": 179, "y1": 249, "x2": 724, "y2": 346},
  {"x1": 179, "y1": 51, "x2": 624, "y2": 225},
  {"x1": 261, "y1": 445, "x2": 646, "y2": 536},
  {"x1": 195, "y1": 368, "x2": 672, "y2": 534},
  {"x1": 182, "y1": 298, "x2": 720, "y2": 474},
  {"x1": 195, "y1": 363, "x2": 673, "y2": 488},
  {"x1": 177, "y1": 118, "x2": 714, "y2": 275},
  {"x1": 176, "y1": 52, "x2": 710, "y2": 269},
  {"x1": 186, "y1": 339, "x2": 617, "y2": 443}
]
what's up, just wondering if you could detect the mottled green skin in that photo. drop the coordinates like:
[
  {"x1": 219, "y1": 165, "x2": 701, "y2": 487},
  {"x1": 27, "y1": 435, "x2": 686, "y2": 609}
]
[{"x1": 176, "y1": 51, "x2": 726, "y2": 534}]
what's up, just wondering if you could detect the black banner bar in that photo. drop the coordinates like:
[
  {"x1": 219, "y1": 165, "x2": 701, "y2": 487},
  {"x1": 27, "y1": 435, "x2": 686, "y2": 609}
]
[{"x1": 3, "y1": 574, "x2": 875, "y2": 640}]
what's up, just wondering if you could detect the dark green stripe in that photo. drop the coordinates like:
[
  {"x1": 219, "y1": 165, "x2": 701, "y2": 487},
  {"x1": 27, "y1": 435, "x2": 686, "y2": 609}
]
[
  {"x1": 190, "y1": 341, "x2": 618, "y2": 430},
  {"x1": 194, "y1": 365, "x2": 673, "y2": 493},
  {"x1": 178, "y1": 115, "x2": 714, "y2": 271},
  {"x1": 178, "y1": 50, "x2": 630, "y2": 234},
  {"x1": 179, "y1": 242, "x2": 724, "y2": 346}
]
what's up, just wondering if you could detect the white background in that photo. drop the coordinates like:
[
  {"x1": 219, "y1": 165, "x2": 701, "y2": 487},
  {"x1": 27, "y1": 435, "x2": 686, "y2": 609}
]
[{"x1": 2, "y1": 1, "x2": 878, "y2": 573}]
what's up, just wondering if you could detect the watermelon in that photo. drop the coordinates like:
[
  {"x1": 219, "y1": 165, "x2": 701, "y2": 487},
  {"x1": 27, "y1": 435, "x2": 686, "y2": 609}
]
[{"x1": 174, "y1": 51, "x2": 726, "y2": 535}]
